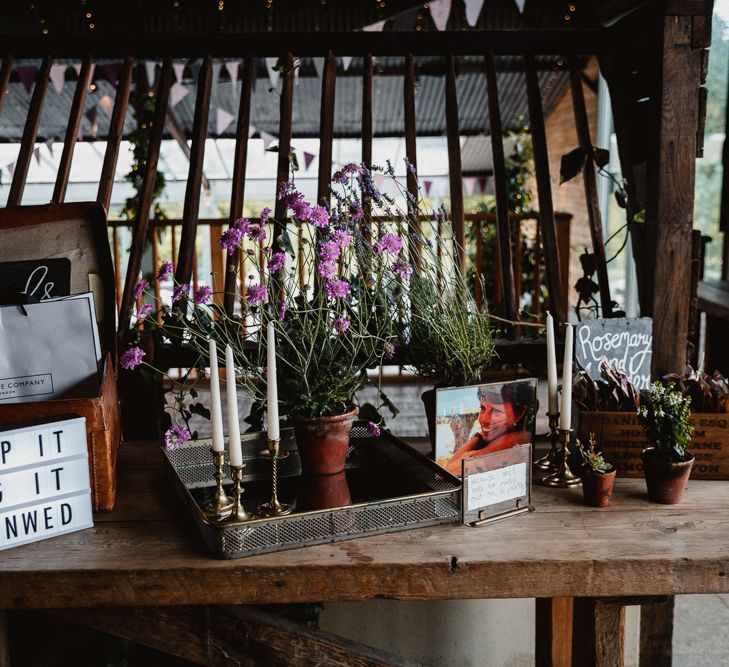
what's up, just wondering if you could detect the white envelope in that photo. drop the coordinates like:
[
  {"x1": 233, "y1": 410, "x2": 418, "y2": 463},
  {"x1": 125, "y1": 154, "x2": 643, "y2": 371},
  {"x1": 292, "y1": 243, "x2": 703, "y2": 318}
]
[{"x1": 0, "y1": 292, "x2": 101, "y2": 403}]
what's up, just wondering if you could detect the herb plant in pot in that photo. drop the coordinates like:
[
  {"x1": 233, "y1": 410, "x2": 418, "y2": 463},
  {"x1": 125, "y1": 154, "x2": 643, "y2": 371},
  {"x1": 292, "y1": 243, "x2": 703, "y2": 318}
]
[
  {"x1": 637, "y1": 381, "x2": 694, "y2": 504},
  {"x1": 576, "y1": 433, "x2": 616, "y2": 508}
]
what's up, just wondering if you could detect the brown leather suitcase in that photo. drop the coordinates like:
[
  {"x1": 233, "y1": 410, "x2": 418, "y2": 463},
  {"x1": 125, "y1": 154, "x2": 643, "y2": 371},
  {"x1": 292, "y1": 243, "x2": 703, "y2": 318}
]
[{"x1": 0, "y1": 202, "x2": 121, "y2": 510}]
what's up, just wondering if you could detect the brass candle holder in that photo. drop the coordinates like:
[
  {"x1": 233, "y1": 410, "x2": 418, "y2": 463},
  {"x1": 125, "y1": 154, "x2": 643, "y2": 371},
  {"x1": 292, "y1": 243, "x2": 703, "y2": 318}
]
[
  {"x1": 533, "y1": 411, "x2": 560, "y2": 474},
  {"x1": 541, "y1": 427, "x2": 582, "y2": 488},
  {"x1": 203, "y1": 448, "x2": 234, "y2": 521},
  {"x1": 257, "y1": 438, "x2": 292, "y2": 517},
  {"x1": 228, "y1": 463, "x2": 255, "y2": 522}
]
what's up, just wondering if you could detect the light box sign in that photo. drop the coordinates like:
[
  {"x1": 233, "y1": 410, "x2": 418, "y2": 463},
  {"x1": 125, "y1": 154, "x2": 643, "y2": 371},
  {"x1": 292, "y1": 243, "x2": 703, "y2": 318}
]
[{"x1": 0, "y1": 416, "x2": 93, "y2": 550}]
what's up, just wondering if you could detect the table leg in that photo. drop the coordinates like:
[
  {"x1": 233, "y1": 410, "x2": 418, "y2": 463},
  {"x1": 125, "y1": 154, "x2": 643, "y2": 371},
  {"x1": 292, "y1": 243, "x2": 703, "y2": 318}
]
[
  {"x1": 639, "y1": 596, "x2": 674, "y2": 667},
  {"x1": 0, "y1": 610, "x2": 10, "y2": 667},
  {"x1": 536, "y1": 597, "x2": 573, "y2": 667},
  {"x1": 572, "y1": 597, "x2": 626, "y2": 667}
]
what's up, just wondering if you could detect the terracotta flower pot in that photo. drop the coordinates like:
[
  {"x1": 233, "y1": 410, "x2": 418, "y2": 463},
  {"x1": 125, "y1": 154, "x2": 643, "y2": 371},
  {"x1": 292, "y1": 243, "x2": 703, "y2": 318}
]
[
  {"x1": 640, "y1": 447, "x2": 694, "y2": 505},
  {"x1": 581, "y1": 467, "x2": 616, "y2": 508},
  {"x1": 290, "y1": 407, "x2": 358, "y2": 475},
  {"x1": 300, "y1": 471, "x2": 352, "y2": 511}
]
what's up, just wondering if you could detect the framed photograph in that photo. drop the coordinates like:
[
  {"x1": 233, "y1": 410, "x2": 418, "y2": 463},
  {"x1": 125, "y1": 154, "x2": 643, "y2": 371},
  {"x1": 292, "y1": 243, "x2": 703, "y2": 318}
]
[{"x1": 434, "y1": 378, "x2": 538, "y2": 476}]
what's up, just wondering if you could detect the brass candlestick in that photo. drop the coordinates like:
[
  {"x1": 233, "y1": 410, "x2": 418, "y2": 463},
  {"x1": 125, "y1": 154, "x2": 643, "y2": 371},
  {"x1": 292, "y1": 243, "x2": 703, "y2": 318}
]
[
  {"x1": 541, "y1": 427, "x2": 582, "y2": 488},
  {"x1": 203, "y1": 448, "x2": 234, "y2": 521},
  {"x1": 228, "y1": 463, "x2": 254, "y2": 522},
  {"x1": 534, "y1": 411, "x2": 560, "y2": 474},
  {"x1": 258, "y1": 438, "x2": 292, "y2": 517}
]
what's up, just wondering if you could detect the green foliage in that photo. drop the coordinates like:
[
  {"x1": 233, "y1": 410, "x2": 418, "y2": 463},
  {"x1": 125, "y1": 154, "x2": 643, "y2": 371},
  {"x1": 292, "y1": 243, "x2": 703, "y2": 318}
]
[
  {"x1": 576, "y1": 433, "x2": 613, "y2": 473},
  {"x1": 637, "y1": 381, "x2": 694, "y2": 462}
]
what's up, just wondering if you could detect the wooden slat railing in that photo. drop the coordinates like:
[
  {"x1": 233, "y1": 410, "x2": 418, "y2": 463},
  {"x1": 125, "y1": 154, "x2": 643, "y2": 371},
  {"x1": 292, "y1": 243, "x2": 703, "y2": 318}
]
[{"x1": 445, "y1": 53, "x2": 465, "y2": 271}]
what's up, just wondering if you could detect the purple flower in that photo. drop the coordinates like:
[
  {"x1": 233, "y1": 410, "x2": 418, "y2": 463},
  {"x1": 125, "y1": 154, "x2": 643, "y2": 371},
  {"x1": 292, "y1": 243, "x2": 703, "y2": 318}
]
[
  {"x1": 291, "y1": 198, "x2": 312, "y2": 221},
  {"x1": 404, "y1": 157, "x2": 416, "y2": 174},
  {"x1": 247, "y1": 225, "x2": 267, "y2": 243},
  {"x1": 332, "y1": 163, "x2": 360, "y2": 184},
  {"x1": 164, "y1": 424, "x2": 191, "y2": 452},
  {"x1": 194, "y1": 284, "x2": 212, "y2": 305},
  {"x1": 267, "y1": 251, "x2": 285, "y2": 273},
  {"x1": 246, "y1": 283, "x2": 266, "y2": 305},
  {"x1": 277, "y1": 180, "x2": 297, "y2": 199},
  {"x1": 172, "y1": 283, "x2": 190, "y2": 303},
  {"x1": 309, "y1": 205, "x2": 330, "y2": 229},
  {"x1": 136, "y1": 303, "x2": 153, "y2": 321},
  {"x1": 219, "y1": 226, "x2": 243, "y2": 255},
  {"x1": 374, "y1": 233, "x2": 403, "y2": 255},
  {"x1": 232, "y1": 217, "x2": 251, "y2": 235},
  {"x1": 332, "y1": 229, "x2": 351, "y2": 248},
  {"x1": 367, "y1": 421, "x2": 381, "y2": 438},
  {"x1": 384, "y1": 341, "x2": 396, "y2": 359},
  {"x1": 278, "y1": 299, "x2": 287, "y2": 321},
  {"x1": 333, "y1": 316, "x2": 350, "y2": 333},
  {"x1": 133, "y1": 279, "x2": 149, "y2": 300},
  {"x1": 156, "y1": 261, "x2": 173, "y2": 282},
  {"x1": 260, "y1": 207, "x2": 271, "y2": 226},
  {"x1": 120, "y1": 346, "x2": 145, "y2": 370},
  {"x1": 351, "y1": 205, "x2": 364, "y2": 222},
  {"x1": 317, "y1": 260, "x2": 338, "y2": 279},
  {"x1": 392, "y1": 259, "x2": 413, "y2": 280},
  {"x1": 319, "y1": 241, "x2": 341, "y2": 262},
  {"x1": 325, "y1": 279, "x2": 350, "y2": 299}
]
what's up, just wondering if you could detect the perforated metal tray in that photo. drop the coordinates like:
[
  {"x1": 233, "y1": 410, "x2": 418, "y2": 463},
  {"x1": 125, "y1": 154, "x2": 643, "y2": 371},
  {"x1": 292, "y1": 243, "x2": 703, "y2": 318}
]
[{"x1": 163, "y1": 423, "x2": 462, "y2": 559}]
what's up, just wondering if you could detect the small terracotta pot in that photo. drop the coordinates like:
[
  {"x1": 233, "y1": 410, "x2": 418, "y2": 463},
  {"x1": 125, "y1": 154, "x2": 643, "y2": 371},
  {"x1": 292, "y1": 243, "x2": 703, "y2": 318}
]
[
  {"x1": 290, "y1": 407, "x2": 358, "y2": 475},
  {"x1": 640, "y1": 447, "x2": 694, "y2": 505},
  {"x1": 300, "y1": 471, "x2": 352, "y2": 511},
  {"x1": 581, "y1": 467, "x2": 616, "y2": 508}
]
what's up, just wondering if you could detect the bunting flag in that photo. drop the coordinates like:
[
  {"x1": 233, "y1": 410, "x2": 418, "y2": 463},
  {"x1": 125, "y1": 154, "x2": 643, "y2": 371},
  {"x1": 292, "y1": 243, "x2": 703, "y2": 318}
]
[
  {"x1": 6, "y1": 162, "x2": 15, "y2": 177},
  {"x1": 423, "y1": 180, "x2": 433, "y2": 196},
  {"x1": 145, "y1": 61, "x2": 158, "y2": 88},
  {"x1": 73, "y1": 63, "x2": 82, "y2": 76},
  {"x1": 16, "y1": 66, "x2": 38, "y2": 94},
  {"x1": 85, "y1": 106, "x2": 98, "y2": 136},
  {"x1": 44, "y1": 137, "x2": 55, "y2": 156},
  {"x1": 312, "y1": 57, "x2": 325, "y2": 79},
  {"x1": 260, "y1": 130, "x2": 276, "y2": 150},
  {"x1": 49, "y1": 64, "x2": 67, "y2": 94},
  {"x1": 515, "y1": 0, "x2": 526, "y2": 13},
  {"x1": 33, "y1": 147, "x2": 41, "y2": 166},
  {"x1": 248, "y1": 124, "x2": 256, "y2": 138},
  {"x1": 429, "y1": 0, "x2": 452, "y2": 31},
  {"x1": 341, "y1": 56, "x2": 352, "y2": 72},
  {"x1": 99, "y1": 94, "x2": 114, "y2": 117},
  {"x1": 374, "y1": 172, "x2": 386, "y2": 189},
  {"x1": 464, "y1": 176, "x2": 477, "y2": 196},
  {"x1": 464, "y1": 0, "x2": 486, "y2": 26},
  {"x1": 477, "y1": 176, "x2": 488, "y2": 194},
  {"x1": 265, "y1": 57, "x2": 280, "y2": 89},
  {"x1": 362, "y1": 19, "x2": 386, "y2": 32},
  {"x1": 173, "y1": 62, "x2": 186, "y2": 83},
  {"x1": 99, "y1": 62, "x2": 122, "y2": 88},
  {"x1": 224, "y1": 60, "x2": 240, "y2": 93},
  {"x1": 303, "y1": 151, "x2": 316, "y2": 170},
  {"x1": 216, "y1": 107, "x2": 235, "y2": 135},
  {"x1": 169, "y1": 82, "x2": 190, "y2": 107}
]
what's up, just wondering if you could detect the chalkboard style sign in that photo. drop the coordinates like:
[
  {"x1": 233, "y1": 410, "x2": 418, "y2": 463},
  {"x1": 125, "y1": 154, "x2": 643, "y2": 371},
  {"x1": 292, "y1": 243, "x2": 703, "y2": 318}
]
[
  {"x1": 574, "y1": 317, "x2": 653, "y2": 390},
  {"x1": 0, "y1": 416, "x2": 93, "y2": 550},
  {"x1": 0, "y1": 258, "x2": 71, "y2": 305}
]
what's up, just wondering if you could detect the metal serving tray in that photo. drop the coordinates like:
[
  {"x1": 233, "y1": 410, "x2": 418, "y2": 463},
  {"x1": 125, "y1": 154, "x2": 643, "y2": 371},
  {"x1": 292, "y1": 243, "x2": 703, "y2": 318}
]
[{"x1": 163, "y1": 422, "x2": 462, "y2": 559}]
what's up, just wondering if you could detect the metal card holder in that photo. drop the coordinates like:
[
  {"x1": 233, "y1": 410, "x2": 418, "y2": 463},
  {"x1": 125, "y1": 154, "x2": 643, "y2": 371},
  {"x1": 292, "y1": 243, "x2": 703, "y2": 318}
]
[{"x1": 461, "y1": 443, "x2": 534, "y2": 526}]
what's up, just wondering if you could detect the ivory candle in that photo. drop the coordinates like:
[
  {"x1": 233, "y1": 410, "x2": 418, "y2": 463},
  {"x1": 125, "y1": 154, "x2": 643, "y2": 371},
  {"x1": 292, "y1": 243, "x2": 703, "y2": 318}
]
[
  {"x1": 208, "y1": 339, "x2": 224, "y2": 452},
  {"x1": 546, "y1": 312, "x2": 558, "y2": 415},
  {"x1": 267, "y1": 321, "x2": 280, "y2": 441},
  {"x1": 559, "y1": 323, "x2": 574, "y2": 430},
  {"x1": 225, "y1": 344, "x2": 242, "y2": 466}
]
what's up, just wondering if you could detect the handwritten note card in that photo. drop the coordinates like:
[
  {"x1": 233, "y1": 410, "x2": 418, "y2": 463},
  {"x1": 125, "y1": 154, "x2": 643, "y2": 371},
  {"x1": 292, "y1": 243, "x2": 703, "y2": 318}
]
[{"x1": 466, "y1": 462, "x2": 527, "y2": 511}]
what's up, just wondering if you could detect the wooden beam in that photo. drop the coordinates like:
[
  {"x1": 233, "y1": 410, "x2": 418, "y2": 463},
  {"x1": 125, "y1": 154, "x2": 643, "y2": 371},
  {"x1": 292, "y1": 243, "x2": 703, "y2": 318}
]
[
  {"x1": 569, "y1": 62, "x2": 613, "y2": 317},
  {"x1": 572, "y1": 597, "x2": 626, "y2": 667},
  {"x1": 445, "y1": 53, "x2": 465, "y2": 271},
  {"x1": 53, "y1": 54, "x2": 94, "y2": 203},
  {"x1": 403, "y1": 53, "x2": 420, "y2": 267},
  {"x1": 273, "y1": 52, "x2": 294, "y2": 243},
  {"x1": 97, "y1": 56, "x2": 133, "y2": 212},
  {"x1": 484, "y1": 52, "x2": 517, "y2": 323},
  {"x1": 118, "y1": 57, "x2": 173, "y2": 332},
  {"x1": 639, "y1": 597, "x2": 674, "y2": 667},
  {"x1": 0, "y1": 56, "x2": 14, "y2": 119},
  {"x1": 223, "y1": 57, "x2": 253, "y2": 316},
  {"x1": 525, "y1": 55, "x2": 566, "y2": 324},
  {"x1": 7, "y1": 55, "x2": 52, "y2": 207},
  {"x1": 535, "y1": 597, "x2": 572, "y2": 667},
  {"x1": 174, "y1": 55, "x2": 213, "y2": 296},
  {"x1": 361, "y1": 53, "x2": 374, "y2": 218},
  {"x1": 317, "y1": 51, "x2": 336, "y2": 206}
]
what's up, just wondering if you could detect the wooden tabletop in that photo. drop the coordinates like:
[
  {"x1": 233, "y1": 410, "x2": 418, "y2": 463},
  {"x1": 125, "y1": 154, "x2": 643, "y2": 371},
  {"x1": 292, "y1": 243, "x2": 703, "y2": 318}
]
[{"x1": 1, "y1": 440, "x2": 729, "y2": 610}]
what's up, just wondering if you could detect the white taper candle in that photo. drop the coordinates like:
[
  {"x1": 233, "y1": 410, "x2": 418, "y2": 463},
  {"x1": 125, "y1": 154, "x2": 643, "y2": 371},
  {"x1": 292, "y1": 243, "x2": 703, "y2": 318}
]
[
  {"x1": 225, "y1": 344, "x2": 242, "y2": 466},
  {"x1": 267, "y1": 321, "x2": 280, "y2": 441},
  {"x1": 208, "y1": 339, "x2": 224, "y2": 452},
  {"x1": 559, "y1": 323, "x2": 574, "y2": 430},
  {"x1": 546, "y1": 312, "x2": 558, "y2": 414}
]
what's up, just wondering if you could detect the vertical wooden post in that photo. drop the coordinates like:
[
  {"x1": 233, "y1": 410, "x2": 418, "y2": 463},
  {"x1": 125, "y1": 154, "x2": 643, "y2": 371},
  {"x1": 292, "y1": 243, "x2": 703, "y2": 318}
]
[
  {"x1": 555, "y1": 212, "x2": 572, "y2": 317},
  {"x1": 404, "y1": 54, "x2": 420, "y2": 264},
  {"x1": 572, "y1": 597, "x2": 625, "y2": 667},
  {"x1": 649, "y1": 15, "x2": 702, "y2": 376},
  {"x1": 484, "y1": 52, "x2": 517, "y2": 323},
  {"x1": 273, "y1": 52, "x2": 294, "y2": 243},
  {"x1": 445, "y1": 53, "x2": 465, "y2": 270},
  {"x1": 362, "y1": 53, "x2": 374, "y2": 224},
  {"x1": 7, "y1": 55, "x2": 52, "y2": 207},
  {"x1": 639, "y1": 597, "x2": 674, "y2": 667},
  {"x1": 174, "y1": 55, "x2": 213, "y2": 296},
  {"x1": 535, "y1": 597, "x2": 573, "y2": 667},
  {"x1": 569, "y1": 63, "x2": 613, "y2": 318},
  {"x1": 317, "y1": 51, "x2": 336, "y2": 206},
  {"x1": 525, "y1": 55, "x2": 566, "y2": 324},
  {"x1": 223, "y1": 57, "x2": 253, "y2": 316},
  {"x1": 0, "y1": 56, "x2": 13, "y2": 118},
  {"x1": 97, "y1": 56, "x2": 133, "y2": 212}
]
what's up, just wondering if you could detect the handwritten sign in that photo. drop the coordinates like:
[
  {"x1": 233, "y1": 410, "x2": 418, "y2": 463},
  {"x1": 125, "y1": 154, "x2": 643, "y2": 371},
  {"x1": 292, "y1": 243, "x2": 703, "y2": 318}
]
[
  {"x1": 467, "y1": 462, "x2": 527, "y2": 510},
  {"x1": 0, "y1": 259, "x2": 71, "y2": 305},
  {"x1": 0, "y1": 416, "x2": 93, "y2": 551},
  {"x1": 574, "y1": 317, "x2": 652, "y2": 390}
]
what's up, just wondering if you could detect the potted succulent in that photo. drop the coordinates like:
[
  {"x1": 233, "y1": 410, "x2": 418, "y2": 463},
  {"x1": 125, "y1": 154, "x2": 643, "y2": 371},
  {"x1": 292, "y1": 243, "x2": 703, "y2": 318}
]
[
  {"x1": 576, "y1": 433, "x2": 616, "y2": 508},
  {"x1": 637, "y1": 381, "x2": 695, "y2": 504}
]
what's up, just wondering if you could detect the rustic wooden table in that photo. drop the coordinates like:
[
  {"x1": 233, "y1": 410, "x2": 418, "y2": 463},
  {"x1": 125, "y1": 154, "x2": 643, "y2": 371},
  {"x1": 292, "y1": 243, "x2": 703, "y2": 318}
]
[{"x1": 1, "y1": 440, "x2": 728, "y2": 666}]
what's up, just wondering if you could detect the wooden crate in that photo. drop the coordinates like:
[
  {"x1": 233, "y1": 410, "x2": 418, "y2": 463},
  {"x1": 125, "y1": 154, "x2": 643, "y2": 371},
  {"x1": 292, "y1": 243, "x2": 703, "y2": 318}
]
[
  {"x1": 0, "y1": 202, "x2": 120, "y2": 510},
  {"x1": 578, "y1": 411, "x2": 729, "y2": 480}
]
